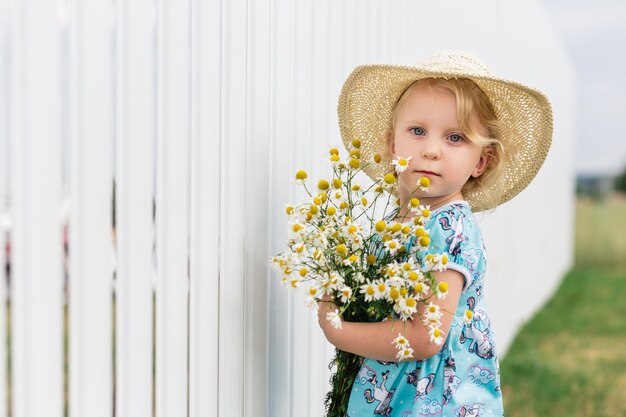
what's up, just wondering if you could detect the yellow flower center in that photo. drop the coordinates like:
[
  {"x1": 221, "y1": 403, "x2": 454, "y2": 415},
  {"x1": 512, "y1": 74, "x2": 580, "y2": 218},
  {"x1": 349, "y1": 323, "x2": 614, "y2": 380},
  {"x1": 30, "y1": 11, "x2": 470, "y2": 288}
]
[
  {"x1": 409, "y1": 272, "x2": 419, "y2": 282},
  {"x1": 309, "y1": 205, "x2": 319, "y2": 215},
  {"x1": 285, "y1": 206, "x2": 294, "y2": 215},
  {"x1": 350, "y1": 149, "x2": 361, "y2": 159},
  {"x1": 295, "y1": 170, "x2": 308, "y2": 181},
  {"x1": 292, "y1": 224, "x2": 303, "y2": 233},
  {"x1": 433, "y1": 328, "x2": 441, "y2": 337},
  {"x1": 389, "y1": 287, "x2": 400, "y2": 300},
  {"x1": 348, "y1": 254, "x2": 358, "y2": 263},
  {"x1": 399, "y1": 159, "x2": 408, "y2": 166},
  {"x1": 347, "y1": 225, "x2": 357, "y2": 234},
  {"x1": 327, "y1": 206, "x2": 337, "y2": 216},
  {"x1": 375, "y1": 221, "x2": 386, "y2": 232},
  {"x1": 351, "y1": 139, "x2": 361, "y2": 148},
  {"x1": 299, "y1": 268, "x2": 308, "y2": 277},
  {"x1": 465, "y1": 310, "x2": 473, "y2": 320},
  {"x1": 336, "y1": 244, "x2": 347, "y2": 256},
  {"x1": 333, "y1": 179, "x2": 342, "y2": 189},
  {"x1": 329, "y1": 148, "x2": 339, "y2": 155},
  {"x1": 384, "y1": 173, "x2": 396, "y2": 184},
  {"x1": 402, "y1": 226, "x2": 411, "y2": 235},
  {"x1": 339, "y1": 201, "x2": 348, "y2": 210},
  {"x1": 366, "y1": 255, "x2": 377, "y2": 265},
  {"x1": 419, "y1": 236, "x2": 430, "y2": 247},
  {"x1": 318, "y1": 180, "x2": 330, "y2": 190},
  {"x1": 419, "y1": 176, "x2": 430, "y2": 187},
  {"x1": 406, "y1": 298, "x2": 417, "y2": 308},
  {"x1": 438, "y1": 282, "x2": 449, "y2": 293},
  {"x1": 309, "y1": 287, "x2": 317, "y2": 296},
  {"x1": 410, "y1": 198, "x2": 420, "y2": 207},
  {"x1": 373, "y1": 154, "x2": 382, "y2": 163},
  {"x1": 330, "y1": 154, "x2": 340, "y2": 162},
  {"x1": 349, "y1": 159, "x2": 360, "y2": 169},
  {"x1": 378, "y1": 283, "x2": 386, "y2": 292},
  {"x1": 366, "y1": 286, "x2": 375, "y2": 296},
  {"x1": 361, "y1": 197, "x2": 368, "y2": 206}
]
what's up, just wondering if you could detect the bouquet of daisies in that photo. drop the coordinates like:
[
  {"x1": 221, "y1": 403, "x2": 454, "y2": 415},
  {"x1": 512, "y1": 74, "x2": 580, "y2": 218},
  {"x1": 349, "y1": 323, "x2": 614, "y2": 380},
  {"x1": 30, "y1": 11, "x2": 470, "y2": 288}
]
[{"x1": 270, "y1": 140, "x2": 450, "y2": 417}]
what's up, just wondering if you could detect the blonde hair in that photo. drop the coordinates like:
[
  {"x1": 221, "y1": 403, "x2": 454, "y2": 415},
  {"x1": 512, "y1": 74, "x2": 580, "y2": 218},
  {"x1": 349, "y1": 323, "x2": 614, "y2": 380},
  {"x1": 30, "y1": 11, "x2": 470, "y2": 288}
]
[{"x1": 389, "y1": 77, "x2": 512, "y2": 209}]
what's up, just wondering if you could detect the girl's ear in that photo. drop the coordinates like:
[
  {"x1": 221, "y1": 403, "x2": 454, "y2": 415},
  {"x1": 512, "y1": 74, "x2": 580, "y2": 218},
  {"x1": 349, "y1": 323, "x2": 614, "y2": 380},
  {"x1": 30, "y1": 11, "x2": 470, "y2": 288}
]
[
  {"x1": 386, "y1": 129, "x2": 396, "y2": 158},
  {"x1": 472, "y1": 147, "x2": 494, "y2": 178}
]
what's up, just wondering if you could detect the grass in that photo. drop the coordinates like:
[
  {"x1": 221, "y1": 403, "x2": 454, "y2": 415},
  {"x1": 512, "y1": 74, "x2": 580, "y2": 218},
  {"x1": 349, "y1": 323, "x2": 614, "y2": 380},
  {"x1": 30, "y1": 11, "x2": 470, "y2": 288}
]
[{"x1": 501, "y1": 195, "x2": 626, "y2": 417}]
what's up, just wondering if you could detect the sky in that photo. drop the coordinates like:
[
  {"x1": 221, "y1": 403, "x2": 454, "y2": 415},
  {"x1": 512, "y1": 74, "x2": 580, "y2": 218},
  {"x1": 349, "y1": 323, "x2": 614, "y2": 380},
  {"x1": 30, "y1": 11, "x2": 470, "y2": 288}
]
[{"x1": 542, "y1": 0, "x2": 626, "y2": 176}]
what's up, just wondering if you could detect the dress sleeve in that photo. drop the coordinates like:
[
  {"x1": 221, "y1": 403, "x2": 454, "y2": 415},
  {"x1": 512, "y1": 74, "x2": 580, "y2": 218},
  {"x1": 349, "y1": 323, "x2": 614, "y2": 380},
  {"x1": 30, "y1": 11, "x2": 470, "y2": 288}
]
[{"x1": 422, "y1": 206, "x2": 485, "y2": 290}]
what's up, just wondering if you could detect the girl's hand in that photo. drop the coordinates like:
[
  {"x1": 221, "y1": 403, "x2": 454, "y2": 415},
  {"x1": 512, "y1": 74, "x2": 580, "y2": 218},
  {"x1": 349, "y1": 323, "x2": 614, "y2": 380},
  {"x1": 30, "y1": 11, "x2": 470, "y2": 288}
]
[{"x1": 317, "y1": 293, "x2": 341, "y2": 338}]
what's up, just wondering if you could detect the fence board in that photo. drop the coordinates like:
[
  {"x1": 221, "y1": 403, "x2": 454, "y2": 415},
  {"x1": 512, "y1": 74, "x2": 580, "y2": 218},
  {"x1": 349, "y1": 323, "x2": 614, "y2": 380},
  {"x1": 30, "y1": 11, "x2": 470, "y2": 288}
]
[
  {"x1": 154, "y1": 0, "x2": 190, "y2": 416},
  {"x1": 0, "y1": 5, "x2": 8, "y2": 416},
  {"x1": 67, "y1": 0, "x2": 114, "y2": 415},
  {"x1": 218, "y1": 0, "x2": 247, "y2": 415},
  {"x1": 244, "y1": 0, "x2": 270, "y2": 414},
  {"x1": 188, "y1": 0, "x2": 221, "y2": 415},
  {"x1": 114, "y1": 0, "x2": 156, "y2": 415},
  {"x1": 114, "y1": 1, "x2": 156, "y2": 417},
  {"x1": 9, "y1": 1, "x2": 64, "y2": 416}
]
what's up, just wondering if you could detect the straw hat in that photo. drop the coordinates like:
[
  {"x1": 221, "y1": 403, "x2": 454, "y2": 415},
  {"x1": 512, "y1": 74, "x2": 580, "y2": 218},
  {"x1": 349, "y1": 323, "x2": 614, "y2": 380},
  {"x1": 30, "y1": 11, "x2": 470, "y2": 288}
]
[{"x1": 337, "y1": 50, "x2": 553, "y2": 212}]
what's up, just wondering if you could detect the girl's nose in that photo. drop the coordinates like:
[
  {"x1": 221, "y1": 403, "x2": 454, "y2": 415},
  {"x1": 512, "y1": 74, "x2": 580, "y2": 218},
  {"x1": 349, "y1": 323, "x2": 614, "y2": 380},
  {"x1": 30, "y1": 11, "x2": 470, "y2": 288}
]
[{"x1": 422, "y1": 140, "x2": 441, "y2": 160}]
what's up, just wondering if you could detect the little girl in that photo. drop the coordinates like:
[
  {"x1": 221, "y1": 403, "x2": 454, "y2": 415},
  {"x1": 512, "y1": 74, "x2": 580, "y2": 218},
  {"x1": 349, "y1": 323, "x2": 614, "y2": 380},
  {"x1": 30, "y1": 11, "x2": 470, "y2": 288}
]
[{"x1": 318, "y1": 51, "x2": 553, "y2": 416}]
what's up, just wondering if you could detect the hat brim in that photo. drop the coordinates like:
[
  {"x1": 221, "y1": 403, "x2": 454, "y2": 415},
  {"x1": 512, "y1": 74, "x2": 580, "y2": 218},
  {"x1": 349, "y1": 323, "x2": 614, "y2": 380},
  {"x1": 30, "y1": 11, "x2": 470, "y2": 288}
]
[{"x1": 337, "y1": 64, "x2": 553, "y2": 212}]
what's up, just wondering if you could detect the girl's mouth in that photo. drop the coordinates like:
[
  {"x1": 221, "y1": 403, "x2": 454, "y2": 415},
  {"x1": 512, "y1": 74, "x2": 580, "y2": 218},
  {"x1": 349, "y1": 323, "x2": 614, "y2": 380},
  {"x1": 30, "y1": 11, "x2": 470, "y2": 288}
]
[{"x1": 416, "y1": 170, "x2": 439, "y2": 177}]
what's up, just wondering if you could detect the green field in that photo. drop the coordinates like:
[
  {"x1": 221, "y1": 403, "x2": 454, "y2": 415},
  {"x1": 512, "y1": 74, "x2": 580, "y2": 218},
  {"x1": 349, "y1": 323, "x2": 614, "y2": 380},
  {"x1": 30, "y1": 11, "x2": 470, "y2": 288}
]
[{"x1": 501, "y1": 196, "x2": 626, "y2": 417}]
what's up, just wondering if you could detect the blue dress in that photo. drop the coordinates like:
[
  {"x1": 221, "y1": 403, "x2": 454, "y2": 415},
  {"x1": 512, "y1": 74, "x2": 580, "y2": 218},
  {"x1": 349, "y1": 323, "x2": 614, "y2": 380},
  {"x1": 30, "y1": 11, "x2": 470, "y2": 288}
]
[{"x1": 346, "y1": 201, "x2": 504, "y2": 417}]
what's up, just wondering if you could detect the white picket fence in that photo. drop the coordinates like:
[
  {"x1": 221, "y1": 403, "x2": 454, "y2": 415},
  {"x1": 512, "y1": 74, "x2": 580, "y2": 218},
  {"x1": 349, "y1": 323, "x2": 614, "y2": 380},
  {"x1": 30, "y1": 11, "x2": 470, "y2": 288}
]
[{"x1": 0, "y1": 0, "x2": 574, "y2": 416}]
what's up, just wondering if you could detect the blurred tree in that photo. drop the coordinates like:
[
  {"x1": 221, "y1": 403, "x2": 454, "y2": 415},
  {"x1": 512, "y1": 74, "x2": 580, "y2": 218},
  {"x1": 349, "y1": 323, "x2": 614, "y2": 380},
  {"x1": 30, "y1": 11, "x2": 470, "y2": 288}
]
[{"x1": 616, "y1": 165, "x2": 626, "y2": 193}]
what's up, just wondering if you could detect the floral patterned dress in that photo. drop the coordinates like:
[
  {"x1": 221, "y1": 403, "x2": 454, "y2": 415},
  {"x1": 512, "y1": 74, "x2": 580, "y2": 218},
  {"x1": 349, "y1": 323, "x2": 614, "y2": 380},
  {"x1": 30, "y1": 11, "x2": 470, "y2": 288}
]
[{"x1": 346, "y1": 201, "x2": 504, "y2": 417}]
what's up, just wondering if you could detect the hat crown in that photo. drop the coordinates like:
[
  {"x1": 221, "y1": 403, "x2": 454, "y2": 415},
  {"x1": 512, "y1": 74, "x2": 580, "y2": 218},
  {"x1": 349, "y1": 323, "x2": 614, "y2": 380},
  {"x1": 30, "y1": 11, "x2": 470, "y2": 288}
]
[{"x1": 418, "y1": 51, "x2": 494, "y2": 77}]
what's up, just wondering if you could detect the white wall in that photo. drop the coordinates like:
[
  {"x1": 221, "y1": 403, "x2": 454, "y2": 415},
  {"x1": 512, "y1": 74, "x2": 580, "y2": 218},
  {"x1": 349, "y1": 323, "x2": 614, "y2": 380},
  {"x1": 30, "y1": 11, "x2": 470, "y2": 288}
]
[{"x1": 0, "y1": 0, "x2": 574, "y2": 416}]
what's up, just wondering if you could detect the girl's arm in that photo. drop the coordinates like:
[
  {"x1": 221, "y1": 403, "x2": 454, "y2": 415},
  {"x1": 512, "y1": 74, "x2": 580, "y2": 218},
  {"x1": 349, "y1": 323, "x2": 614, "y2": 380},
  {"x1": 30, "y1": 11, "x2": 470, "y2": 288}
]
[{"x1": 317, "y1": 269, "x2": 464, "y2": 362}]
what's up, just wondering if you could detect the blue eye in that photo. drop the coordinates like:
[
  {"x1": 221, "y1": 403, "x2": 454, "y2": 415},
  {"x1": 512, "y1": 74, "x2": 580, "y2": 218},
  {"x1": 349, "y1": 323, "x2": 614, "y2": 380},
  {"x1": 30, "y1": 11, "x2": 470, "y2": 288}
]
[
  {"x1": 448, "y1": 133, "x2": 464, "y2": 143},
  {"x1": 410, "y1": 127, "x2": 425, "y2": 136}
]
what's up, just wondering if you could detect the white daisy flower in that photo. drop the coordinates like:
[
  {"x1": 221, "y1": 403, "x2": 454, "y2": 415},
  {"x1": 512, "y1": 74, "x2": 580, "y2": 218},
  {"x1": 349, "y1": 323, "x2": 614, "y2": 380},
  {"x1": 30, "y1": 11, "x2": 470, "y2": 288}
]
[
  {"x1": 384, "y1": 238, "x2": 401, "y2": 255},
  {"x1": 326, "y1": 309, "x2": 343, "y2": 329},
  {"x1": 339, "y1": 286, "x2": 353, "y2": 303},
  {"x1": 383, "y1": 262, "x2": 399, "y2": 278},
  {"x1": 410, "y1": 205, "x2": 432, "y2": 220},
  {"x1": 392, "y1": 333, "x2": 410, "y2": 350},
  {"x1": 396, "y1": 346, "x2": 415, "y2": 361},
  {"x1": 424, "y1": 302, "x2": 442, "y2": 321},
  {"x1": 374, "y1": 280, "x2": 388, "y2": 300},
  {"x1": 429, "y1": 326, "x2": 445, "y2": 345},
  {"x1": 436, "y1": 281, "x2": 449, "y2": 299},
  {"x1": 412, "y1": 281, "x2": 430, "y2": 298},
  {"x1": 354, "y1": 272, "x2": 366, "y2": 283},
  {"x1": 401, "y1": 296, "x2": 419, "y2": 316},
  {"x1": 360, "y1": 281, "x2": 376, "y2": 302},
  {"x1": 391, "y1": 156, "x2": 412, "y2": 174},
  {"x1": 305, "y1": 296, "x2": 318, "y2": 310}
]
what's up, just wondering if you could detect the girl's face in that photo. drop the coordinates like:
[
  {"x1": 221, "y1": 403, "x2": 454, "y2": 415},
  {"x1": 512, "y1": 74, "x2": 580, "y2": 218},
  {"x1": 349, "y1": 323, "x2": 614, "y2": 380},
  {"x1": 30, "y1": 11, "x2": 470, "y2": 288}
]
[{"x1": 388, "y1": 82, "x2": 491, "y2": 210}]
